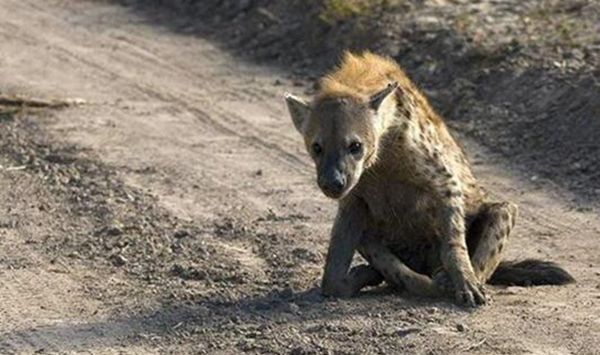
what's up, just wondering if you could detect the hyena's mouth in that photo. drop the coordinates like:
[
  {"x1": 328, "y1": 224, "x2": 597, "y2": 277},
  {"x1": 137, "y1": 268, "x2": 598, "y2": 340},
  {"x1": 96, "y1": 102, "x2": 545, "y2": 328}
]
[
  {"x1": 318, "y1": 179, "x2": 356, "y2": 200},
  {"x1": 320, "y1": 187, "x2": 346, "y2": 199}
]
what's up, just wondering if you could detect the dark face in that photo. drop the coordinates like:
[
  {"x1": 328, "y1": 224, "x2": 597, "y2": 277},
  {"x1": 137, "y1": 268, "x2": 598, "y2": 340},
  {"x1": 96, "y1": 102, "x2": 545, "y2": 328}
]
[
  {"x1": 303, "y1": 98, "x2": 377, "y2": 199},
  {"x1": 285, "y1": 81, "x2": 397, "y2": 200}
]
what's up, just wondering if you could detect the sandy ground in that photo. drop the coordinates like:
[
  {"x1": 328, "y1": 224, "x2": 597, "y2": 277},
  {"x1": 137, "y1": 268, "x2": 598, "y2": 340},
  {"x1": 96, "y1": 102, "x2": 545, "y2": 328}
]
[{"x1": 0, "y1": 0, "x2": 599, "y2": 354}]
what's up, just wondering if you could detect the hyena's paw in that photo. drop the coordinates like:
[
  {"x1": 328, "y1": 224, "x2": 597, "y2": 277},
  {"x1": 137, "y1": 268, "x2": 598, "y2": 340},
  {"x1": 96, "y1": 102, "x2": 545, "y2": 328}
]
[{"x1": 454, "y1": 276, "x2": 487, "y2": 307}]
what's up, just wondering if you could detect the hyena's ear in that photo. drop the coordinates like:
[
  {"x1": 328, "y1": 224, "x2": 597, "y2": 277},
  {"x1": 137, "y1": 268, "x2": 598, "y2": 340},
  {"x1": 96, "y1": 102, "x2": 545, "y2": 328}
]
[
  {"x1": 369, "y1": 81, "x2": 398, "y2": 111},
  {"x1": 284, "y1": 93, "x2": 311, "y2": 133}
]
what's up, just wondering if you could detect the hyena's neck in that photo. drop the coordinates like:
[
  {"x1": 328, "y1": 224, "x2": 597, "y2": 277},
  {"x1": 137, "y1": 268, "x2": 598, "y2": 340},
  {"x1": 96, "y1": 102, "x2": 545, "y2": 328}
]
[
  {"x1": 394, "y1": 88, "x2": 446, "y2": 148},
  {"x1": 372, "y1": 89, "x2": 452, "y2": 173}
]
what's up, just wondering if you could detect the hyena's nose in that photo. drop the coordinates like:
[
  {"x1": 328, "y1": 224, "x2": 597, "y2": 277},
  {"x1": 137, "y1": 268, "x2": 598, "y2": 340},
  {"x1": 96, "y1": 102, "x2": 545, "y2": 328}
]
[{"x1": 319, "y1": 170, "x2": 347, "y2": 196}]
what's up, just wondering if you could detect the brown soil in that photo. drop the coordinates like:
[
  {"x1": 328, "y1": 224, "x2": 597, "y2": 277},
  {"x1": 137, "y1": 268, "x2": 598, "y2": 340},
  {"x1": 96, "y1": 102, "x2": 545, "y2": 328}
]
[{"x1": 0, "y1": 0, "x2": 599, "y2": 354}]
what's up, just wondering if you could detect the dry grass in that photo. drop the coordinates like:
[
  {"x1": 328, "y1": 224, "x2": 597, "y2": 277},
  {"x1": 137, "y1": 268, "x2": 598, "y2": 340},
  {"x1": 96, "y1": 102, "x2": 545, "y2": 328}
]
[
  {"x1": 319, "y1": 0, "x2": 374, "y2": 23},
  {"x1": 319, "y1": 0, "x2": 407, "y2": 24}
]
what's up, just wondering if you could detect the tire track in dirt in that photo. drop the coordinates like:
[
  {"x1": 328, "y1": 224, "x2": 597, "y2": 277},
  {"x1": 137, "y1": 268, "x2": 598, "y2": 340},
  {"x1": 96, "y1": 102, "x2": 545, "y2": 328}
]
[
  {"x1": 2, "y1": 0, "x2": 310, "y2": 175},
  {"x1": 2, "y1": 0, "x2": 329, "y2": 285},
  {"x1": 2, "y1": 0, "x2": 321, "y2": 285}
]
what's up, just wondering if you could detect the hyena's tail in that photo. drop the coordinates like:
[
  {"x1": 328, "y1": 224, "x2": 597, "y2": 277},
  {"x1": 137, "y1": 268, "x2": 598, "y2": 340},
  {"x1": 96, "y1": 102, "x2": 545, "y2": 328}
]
[{"x1": 489, "y1": 259, "x2": 575, "y2": 286}]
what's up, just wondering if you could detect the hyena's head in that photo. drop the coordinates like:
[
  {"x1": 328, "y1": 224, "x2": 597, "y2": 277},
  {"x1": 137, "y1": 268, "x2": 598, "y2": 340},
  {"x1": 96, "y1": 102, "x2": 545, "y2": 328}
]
[{"x1": 285, "y1": 82, "x2": 397, "y2": 199}]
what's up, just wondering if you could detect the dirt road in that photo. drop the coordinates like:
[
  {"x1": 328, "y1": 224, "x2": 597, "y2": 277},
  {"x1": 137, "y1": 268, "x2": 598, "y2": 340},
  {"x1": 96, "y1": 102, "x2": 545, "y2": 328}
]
[{"x1": 0, "y1": 0, "x2": 599, "y2": 354}]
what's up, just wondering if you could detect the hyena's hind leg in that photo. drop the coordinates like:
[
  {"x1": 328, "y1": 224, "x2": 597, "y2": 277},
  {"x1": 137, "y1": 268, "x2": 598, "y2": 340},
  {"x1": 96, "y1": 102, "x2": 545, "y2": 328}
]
[
  {"x1": 470, "y1": 201, "x2": 574, "y2": 286},
  {"x1": 358, "y1": 236, "x2": 442, "y2": 297},
  {"x1": 467, "y1": 201, "x2": 518, "y2": 283}
]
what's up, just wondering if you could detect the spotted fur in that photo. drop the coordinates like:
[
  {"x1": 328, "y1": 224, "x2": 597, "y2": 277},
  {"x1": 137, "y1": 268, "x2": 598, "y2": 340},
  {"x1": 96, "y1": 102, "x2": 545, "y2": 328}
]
[{"x1": 286, "y1": 51, "x2": 573, "y2": 307}]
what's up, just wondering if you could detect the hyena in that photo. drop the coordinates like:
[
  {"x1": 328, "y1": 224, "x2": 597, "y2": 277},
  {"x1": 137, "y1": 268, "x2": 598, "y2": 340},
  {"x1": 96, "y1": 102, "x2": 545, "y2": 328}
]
[{"x1": 285, "y1": 51, "x2": 574, "y2": 307}]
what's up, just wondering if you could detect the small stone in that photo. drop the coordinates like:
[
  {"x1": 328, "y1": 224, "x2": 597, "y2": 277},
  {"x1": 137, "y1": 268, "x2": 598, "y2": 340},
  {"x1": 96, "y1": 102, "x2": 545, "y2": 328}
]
[
  {"x1": 106, "y1": 224, "x2": 123, "y2": 236},
  {"x1": 456, "y1": 323, "x2": 467, "y2": 332},
  {"x1": 174, "y1": 229, "x2": 189, "y2": 239},
  {"x1": 286, "y1": 302, "x2": 300, "y2": 314},
  {"x1": 394, "y1": 327, "x2": 420, "y2": 337},
  {"x1": 110, "y1": 254, "x2": 127, "y2": 267},
  {"x1": 171, "y1": 263, "x2": 207, "y2": 281}
]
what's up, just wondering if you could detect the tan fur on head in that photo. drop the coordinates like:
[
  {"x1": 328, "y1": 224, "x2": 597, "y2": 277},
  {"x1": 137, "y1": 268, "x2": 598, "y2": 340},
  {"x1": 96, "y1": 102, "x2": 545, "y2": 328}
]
[
  {"x1": 318, "y1": 51, "x2": 443, "y2": 129},
  {"x1": 318, "y1": 51, "x2": 408, "y2": 99}
]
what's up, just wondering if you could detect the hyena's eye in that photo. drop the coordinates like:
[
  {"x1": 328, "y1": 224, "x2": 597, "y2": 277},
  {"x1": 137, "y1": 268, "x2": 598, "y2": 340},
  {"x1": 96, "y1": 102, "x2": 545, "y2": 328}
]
[
  {"x1": 348, "y1": 141, "x2": 363, "y2": 156},
  {"x1": 312, "y1": 142, "x2": 323, "y2": 156}
]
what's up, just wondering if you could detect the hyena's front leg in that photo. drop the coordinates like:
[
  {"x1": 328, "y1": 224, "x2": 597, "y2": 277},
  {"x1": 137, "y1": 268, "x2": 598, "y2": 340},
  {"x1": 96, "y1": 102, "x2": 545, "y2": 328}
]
[
  {"x1": 321, "y1": 197, "x2": 384, "y2": 297},
  {"x1": 414, "y1": 140, "x2": 486, "y2": 306},
  {"x1": 434, "y1": 202, "x2": 517, "y2": 298},
  {"x1": 438, "y1": 200, "x2": 487, "y2": 307}
]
